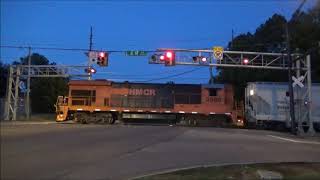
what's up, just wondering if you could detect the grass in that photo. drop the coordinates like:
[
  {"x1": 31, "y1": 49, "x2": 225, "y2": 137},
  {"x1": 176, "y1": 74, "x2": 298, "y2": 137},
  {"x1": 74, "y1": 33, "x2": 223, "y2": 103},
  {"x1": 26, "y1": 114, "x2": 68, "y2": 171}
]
[{"x1": 137, "y1": 162, "x2": 320, "y2": 180}]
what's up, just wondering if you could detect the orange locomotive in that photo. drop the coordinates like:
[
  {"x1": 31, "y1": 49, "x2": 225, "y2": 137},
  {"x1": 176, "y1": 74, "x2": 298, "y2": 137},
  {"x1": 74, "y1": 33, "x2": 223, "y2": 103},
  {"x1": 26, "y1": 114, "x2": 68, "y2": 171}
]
[{"x1": 55, "y1": 80, "x2": 243, "y2": 126}]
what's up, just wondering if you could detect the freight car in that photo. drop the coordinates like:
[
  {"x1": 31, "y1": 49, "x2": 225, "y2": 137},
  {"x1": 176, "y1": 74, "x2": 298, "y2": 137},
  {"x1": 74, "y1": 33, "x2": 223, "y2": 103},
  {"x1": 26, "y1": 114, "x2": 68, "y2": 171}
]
[
  {"x1": 245, "y1": 82, "x2": 320, "y2": 131},
  {"x1": 55, "y1": 80, "x2": 243, "y2": 126}
]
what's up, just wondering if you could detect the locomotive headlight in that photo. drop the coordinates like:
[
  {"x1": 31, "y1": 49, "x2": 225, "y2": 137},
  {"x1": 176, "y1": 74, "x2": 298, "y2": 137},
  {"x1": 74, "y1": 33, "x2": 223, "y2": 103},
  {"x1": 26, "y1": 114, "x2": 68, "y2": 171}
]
[{"x1": 249, "y1": 89, "x2": 254, "y2": 96}]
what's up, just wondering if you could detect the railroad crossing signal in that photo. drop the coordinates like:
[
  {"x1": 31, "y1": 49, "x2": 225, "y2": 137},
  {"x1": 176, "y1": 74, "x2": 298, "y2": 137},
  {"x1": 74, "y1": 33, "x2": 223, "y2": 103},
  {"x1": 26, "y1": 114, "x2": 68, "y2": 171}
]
[
  {"x1": 193, "y1": 56, "x2": 209, "y2": 64},
  {"x1": 85, "y1": 67, "x2": 97, "y2": 74}
]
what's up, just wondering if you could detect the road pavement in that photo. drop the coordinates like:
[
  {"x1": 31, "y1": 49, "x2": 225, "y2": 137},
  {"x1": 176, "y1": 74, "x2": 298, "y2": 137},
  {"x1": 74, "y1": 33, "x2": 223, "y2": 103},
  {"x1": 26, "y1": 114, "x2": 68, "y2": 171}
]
[{"x1": 1, "y1": 123, "x2": 320, "y2": 180}]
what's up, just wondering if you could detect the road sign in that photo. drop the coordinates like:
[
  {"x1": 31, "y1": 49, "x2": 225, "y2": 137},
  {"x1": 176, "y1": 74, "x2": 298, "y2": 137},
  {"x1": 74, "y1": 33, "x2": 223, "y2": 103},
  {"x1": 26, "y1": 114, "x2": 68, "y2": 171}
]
[
  {"x1": 213, "y1": 46, "x2": 223, "y2": 60},
  {"x1": 292, "y1": 76, "x2": 304, "y2": 88},
  {"x1": 125, "y1": 51, "x2": 147, "y2": 56}
]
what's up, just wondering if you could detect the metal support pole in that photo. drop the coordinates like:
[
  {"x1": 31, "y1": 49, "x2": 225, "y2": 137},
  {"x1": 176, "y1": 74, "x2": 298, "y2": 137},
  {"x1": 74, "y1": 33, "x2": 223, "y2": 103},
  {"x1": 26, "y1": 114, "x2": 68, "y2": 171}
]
[
  {"x1": 209, "y1": 66, "x2": 214, "y2": 84},
  {"x1": 26, "y1": 47, "x2": 31, "y2": 120},
  {"x1": 13, "y1": 66, "x2": 20, "y2": 121},
  {"x1": 306, "y1": 55, "x2": 315, "y2": 135},
  {"x1": 296, "y1": 58, "x2": 304, "y2": 135},
  {"x1": 88, "y1": 26, "x2": 93, "y2": 80},
  {"x1": 286, "y1": 24, "x2": 296, "y2": 134},
  {"x1": 4, "y1": 66, "x2": 13, "y2": 120}
]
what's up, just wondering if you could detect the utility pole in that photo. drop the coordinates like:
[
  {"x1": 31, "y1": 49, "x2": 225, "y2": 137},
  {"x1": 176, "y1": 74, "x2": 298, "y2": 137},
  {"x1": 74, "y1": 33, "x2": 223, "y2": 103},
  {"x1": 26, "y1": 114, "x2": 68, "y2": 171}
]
[
  {"x1": 231, "y1": 29, "x2": 234, "y2": 49},
  {"x1": 89, "y1": 26, "x2": 93, "y2": 51},
  {"x1": 26, "y1": 47, "x2": 31, "y2": 120},
  {"x1": 88, "y1": 26, "x2": 93, "y2": 80}
]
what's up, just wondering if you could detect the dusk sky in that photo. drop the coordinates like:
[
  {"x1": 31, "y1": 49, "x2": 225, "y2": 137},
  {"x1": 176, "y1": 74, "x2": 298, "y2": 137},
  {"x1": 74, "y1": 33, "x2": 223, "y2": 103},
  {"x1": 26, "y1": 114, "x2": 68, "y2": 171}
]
[{"x1": 0, "y1": 0, "x2": 317, "y2": 84}]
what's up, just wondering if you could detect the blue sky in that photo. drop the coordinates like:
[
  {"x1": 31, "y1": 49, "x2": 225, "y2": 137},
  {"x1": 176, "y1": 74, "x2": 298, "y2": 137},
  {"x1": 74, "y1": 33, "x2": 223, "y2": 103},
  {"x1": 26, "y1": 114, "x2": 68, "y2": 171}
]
[{"x1": 0, "y1": 0, "x2": 317, "y2": 84}]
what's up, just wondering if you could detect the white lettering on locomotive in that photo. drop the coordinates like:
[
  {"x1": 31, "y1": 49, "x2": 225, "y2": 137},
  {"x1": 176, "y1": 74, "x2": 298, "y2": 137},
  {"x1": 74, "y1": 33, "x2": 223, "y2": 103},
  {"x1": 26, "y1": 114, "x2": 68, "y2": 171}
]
[{"x1": 128, "y1": 89, "x2": 156, "y2": 96}]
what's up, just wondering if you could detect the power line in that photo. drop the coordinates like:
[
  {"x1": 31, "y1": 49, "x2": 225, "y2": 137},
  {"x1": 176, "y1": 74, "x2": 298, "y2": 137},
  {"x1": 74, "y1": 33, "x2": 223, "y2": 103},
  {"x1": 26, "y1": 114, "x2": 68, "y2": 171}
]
[
  {"x1": 0, "y1": 45, "x2": 160, "y2": 53},
  {"x1": 135, "y1": 67, "x2": 203, "y2": 83},
  {"x1": 96, "y1": 67, "x2": 196, "y2": 76}
]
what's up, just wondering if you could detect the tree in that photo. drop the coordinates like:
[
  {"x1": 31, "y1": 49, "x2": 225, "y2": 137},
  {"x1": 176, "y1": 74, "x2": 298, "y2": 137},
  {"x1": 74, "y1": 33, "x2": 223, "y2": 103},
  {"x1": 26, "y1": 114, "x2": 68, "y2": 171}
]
[
  {"x1": 216, "y1": 3, "x2": 320, "y2": 101},
  {"x1": 0, "y1": 61, "x2": 9, "y2": 98}
]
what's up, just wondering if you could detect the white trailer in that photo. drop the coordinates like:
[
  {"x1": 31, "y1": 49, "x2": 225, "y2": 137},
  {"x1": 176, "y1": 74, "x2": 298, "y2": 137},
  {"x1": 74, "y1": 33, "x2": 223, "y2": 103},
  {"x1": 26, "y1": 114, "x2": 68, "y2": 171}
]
[{"x1": 245, "y1": 82, "x2": 320, "y2": 130}]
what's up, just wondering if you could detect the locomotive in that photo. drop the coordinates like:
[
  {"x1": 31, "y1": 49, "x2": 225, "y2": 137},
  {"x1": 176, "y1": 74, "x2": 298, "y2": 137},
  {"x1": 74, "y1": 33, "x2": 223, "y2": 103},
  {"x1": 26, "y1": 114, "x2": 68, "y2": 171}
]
[{"x1": 55, "y1": 80, "x2": 243, "y2": 126}]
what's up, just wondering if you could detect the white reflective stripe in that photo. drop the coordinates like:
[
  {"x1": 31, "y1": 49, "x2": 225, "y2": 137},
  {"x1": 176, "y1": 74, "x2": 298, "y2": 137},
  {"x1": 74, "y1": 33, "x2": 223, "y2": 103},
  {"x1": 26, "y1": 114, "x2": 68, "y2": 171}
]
[
  {"x1": 210, "y1": 112, "x2": 216, "y2": 114},
  {"x1": 191, "y1": 112, "x2": 198, "y2": 114},
  {"x1": 225, "y1": 112, "x2": 231, "y2": 115},
  {"x1": 151, "y1": 110, "x2": 157, "y2": 112},
  {"x1": 138, "y1": 110, "x2": 143, "y2": 112},
  {"x1": 165, "y1": 111, "x2": 171, "y2": 113},
  {"x1": 110, "y1": 109, "x2": 117, "y2": 112},
  {"x1": 77, "y1": 108, "x2": 83, "y2": 111},
  {"x1": 178, "y1": 111, "x2": 185, "y2": 113},
  {"x1": 123, "y1": 109, "x2": 130, "y2": 112},
  {"x1": 95, "y1": 109, "x2": 101, "y2": 111}
]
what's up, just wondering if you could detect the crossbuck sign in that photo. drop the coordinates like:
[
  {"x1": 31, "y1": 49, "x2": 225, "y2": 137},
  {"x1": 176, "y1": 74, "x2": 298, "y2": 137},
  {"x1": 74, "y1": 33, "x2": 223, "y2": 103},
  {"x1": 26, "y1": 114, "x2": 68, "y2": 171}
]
[{"x1": 292, "y1": 76, "x2": 305, "y2": 88}]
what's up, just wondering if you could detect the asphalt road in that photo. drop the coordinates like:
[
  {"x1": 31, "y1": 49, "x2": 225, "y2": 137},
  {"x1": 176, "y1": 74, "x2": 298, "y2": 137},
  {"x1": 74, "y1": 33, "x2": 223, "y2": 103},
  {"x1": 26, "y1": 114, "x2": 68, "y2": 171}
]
[{"x1": 1, "y1": 123, "x2": 320, "y2": 180}]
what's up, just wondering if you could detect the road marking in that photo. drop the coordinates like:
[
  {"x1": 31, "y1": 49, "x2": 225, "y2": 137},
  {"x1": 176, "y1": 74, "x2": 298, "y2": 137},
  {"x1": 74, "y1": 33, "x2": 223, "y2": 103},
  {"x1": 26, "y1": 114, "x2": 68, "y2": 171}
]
[{"x1": 268, "y1": 135, "x2": 320, "y2": 145}]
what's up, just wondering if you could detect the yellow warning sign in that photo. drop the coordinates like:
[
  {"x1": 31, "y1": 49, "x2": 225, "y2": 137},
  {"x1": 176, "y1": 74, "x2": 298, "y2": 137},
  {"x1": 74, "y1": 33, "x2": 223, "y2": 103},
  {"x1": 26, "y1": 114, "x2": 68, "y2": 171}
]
[{"x1": 213, "y1": 46, "x2": 224, "y2": 60}]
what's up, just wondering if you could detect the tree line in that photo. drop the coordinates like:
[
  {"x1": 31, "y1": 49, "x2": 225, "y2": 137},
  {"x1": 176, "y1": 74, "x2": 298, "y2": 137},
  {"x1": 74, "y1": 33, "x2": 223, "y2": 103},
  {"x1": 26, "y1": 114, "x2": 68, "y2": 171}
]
[
  {"x1": 215, "y1": 2, "x2": 320, "y2": 101},
  {"x1": 0, "y1": 54, "x2": 68, "y2": 113}
]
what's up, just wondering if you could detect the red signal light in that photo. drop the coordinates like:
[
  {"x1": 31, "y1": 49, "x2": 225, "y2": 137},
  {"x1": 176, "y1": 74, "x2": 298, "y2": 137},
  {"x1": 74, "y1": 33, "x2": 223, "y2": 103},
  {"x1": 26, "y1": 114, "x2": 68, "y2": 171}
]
[
  {"x1": 165, "y1": 51, "x2": 175, "y2": 61},
  {"x1": 166, "y1": 51, "x2": 173, "y2": 59},
  {"x1": 243, "y1": 58, "x2": 249, "y2": 64},
  {"x1": 90, "y1": 68, "x2": 96, "y2": 73},
  {"x1": 163, "y1": 51, "x2": 175, "y2": 66},
  {"x1": 99, "y1": 52, "x2": 105, "y2": 57},
  {"x1": 85, "y1": 67, "x2": 96, "y2": 74}
]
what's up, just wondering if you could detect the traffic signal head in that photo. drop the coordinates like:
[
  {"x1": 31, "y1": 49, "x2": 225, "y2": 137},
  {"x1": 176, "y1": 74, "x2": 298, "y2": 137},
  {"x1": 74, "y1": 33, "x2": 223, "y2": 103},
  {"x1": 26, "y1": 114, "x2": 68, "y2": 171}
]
[{"x1": 97, "y1": 52, "x2": 108, "y2": 66}]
